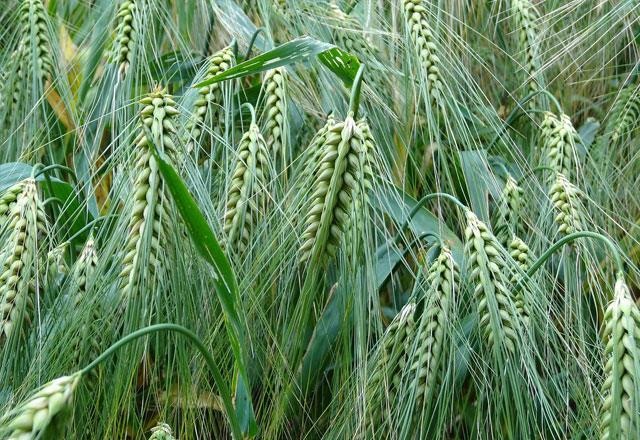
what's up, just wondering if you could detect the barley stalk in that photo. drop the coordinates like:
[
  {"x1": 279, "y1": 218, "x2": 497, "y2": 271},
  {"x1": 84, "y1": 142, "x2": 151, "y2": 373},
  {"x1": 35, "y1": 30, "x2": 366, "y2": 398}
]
[
  {"x1": 0, "y1": 179, "x2": 47, "y2": 344},
  {"x1": 261, "y1": 67, "x2": 289, "y2": 173},
  {"x1": 549, "y1": 172, "x2": 586, "y2": 237},
  {"x1": 403, "y1": 0, "x2": 445, "y2": 112},
  {"x1": 599, "y1": 277, "x2": 640, "y2": 440},
  {"x1": 541, "y1": 112, "x2": 580, "y2": 179},
  {"x1": 120, "y1": 89, "x2": 179, "y2": 298},
  {"x1": 0, "y1": 373, "x2": 81, "y2": 439},
  {"x1": 149, "y1": 422, "x2": 176, "y2": 439},
  {"x1": 464, "y1": 210, "x2": 519, "y2": 354},
  {"x1": 298, "y1": 114, "x2": 367, "y2": 263},
  {"x1": 404, "y1": 246, "x2": 459, "y2": 413},
  {"x1": 223, "y1": 121, "x2": 270, "y2": 255},
  {"x1": 186, "y1": 44, "x2": 235, "y2": 154},
  {"x1": 494, "y1": 174, "x2": 524, "y2": 247},
  {"x1": 510, "y1": 0, "x2": 544, "y2": 110}
]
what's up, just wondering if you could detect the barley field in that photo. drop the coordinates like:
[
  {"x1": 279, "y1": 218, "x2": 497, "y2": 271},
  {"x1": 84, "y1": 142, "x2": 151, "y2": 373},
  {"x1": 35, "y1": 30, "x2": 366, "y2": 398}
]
[{"x1": 0, "y1": 0, "x2": 639, "y2": 439}]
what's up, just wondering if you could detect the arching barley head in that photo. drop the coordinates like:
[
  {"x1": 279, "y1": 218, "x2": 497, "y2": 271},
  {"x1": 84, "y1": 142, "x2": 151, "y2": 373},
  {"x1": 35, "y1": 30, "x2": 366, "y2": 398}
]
[
  {"x1": 223, "y1": 121, "x2": 271, "y2": 256},
  {"x1": 0, "y1": 373, "x2": 81, "y2": 439},
  {"x1": 464, "y1": 210, "x2": 520, "y2": 354}
]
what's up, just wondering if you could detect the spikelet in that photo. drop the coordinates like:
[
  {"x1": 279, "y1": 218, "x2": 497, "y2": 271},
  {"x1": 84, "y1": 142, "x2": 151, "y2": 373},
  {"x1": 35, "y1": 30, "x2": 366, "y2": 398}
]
[
  {"x1": 298, "y1": 114, "x2": 368, "y2": 263},
  {"x1": 464, "y1": 210, "x2": 519, "y2": 354},
  {"x1": 366, "y1": 302, "x2": 417, "y2": 431},
  {"x1": 148, "y1": 422, "x2": 176, "y2": 440},
  {"x1": 494, "y1": 174, "x2": 524, "y2": 247},
  {"x1": 510, "y1": 0, "x2": 544, "y2": 110},
  {"x1": 356, "y1": 117, "x2": 378, "y2": 186},
  {"x1": 223, "y1": 122, "x2": 270, "y2": 255},
  {"x1": 111, "y1": 0, "x2": 142, "y2": 79},
  {"x1": 261, "y1": 67, "x2": 288, "y2": 172},
  {"x1": 0, "y1": 373, "x2": 81, "y2": 439},
  {"x1": 508, "y1": 235, "x2": 532, "y2": 326},
  {"x1": 549, "y1": 172, "x2": 586, "y2": 236},
  {"x1": 599, "y1": 278, "x2": 640, "y2": 440},
  {"x1": 186, "y1": 45, "x2": 235, "y2": 153},
  {"x1": 0, "y1": 182, "x2": 27, "y2": 219},
  {"x1": 541, "y1": 112, "x2": 580, "y2": 179},
  {"x1": 403, "y1": 246, "x2": 459, "y2": 412},
  {"x1": 18, "y1": 0, "x2": 53, "y2": 82},
  {"x1": 46, "y1": 242, "x2": 68, "y2": 286},
  {"x1": 403, "y1": 0, "x2": 445, "y2": 112},
  {"x1": 70, "y1": 238, "x2": 101, "y2": 371},
  {"x1": 603, "y1": 85, "x2": 640, "y2": 148},
  {"x1": 0, "y1": 179, "x2": 47, "y2": 344},
  {"x1": 120, "y1": 90, "x2": 180, "y2": 299},
  {"x1": 297, "y1": 113, "x2": 336, "y2": 184}
]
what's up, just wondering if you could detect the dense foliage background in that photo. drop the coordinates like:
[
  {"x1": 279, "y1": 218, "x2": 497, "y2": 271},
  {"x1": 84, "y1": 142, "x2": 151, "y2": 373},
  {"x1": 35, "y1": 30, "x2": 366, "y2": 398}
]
[{"x1": 0, "y1": 0, "x2": 639, "y2": 438}]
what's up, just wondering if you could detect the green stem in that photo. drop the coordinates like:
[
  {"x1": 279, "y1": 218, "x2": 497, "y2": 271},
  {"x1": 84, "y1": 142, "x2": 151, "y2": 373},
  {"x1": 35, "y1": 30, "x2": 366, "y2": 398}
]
[
  {"x1": 33, "y1": 164, "x2": 78, "y2": 184},
  {"x1": 241, "y1": 102, "x2": 257, "y2": 125},
  {"x1": 526, "y1": 231, "x2": 625, "y2": 280},
  {"x1": 80, "y1": 323, "x2": 243, "y2": 440},
  {"x1": 245, "y1": 28, "x2": 265, "y2": 60},
  {"x1": 399, "y1": 192, "x2": 468, "y2": 233},
  {"x1": 66, "y1": 214, "x2": 118, "y2": 243},
  {"x1": 230, "y1": 38, "x2": 238, "y2": 59},
  {"x1": 349, "y1": 63, "x2": 366, "y2": 118}
]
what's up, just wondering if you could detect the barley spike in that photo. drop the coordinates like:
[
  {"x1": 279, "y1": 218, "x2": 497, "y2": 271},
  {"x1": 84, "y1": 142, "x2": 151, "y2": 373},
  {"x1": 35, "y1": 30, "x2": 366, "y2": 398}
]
[
  {"x1": 0, "y1": 373, "x2": 81, "y2": 439},
  {"x1": 599, "y1": 277, "x2": 640, "y2": 440}
]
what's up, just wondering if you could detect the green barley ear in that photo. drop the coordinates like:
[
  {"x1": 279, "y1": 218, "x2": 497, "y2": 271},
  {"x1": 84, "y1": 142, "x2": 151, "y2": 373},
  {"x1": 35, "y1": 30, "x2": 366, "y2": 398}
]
[
  {"x1": 510, "y1": 0, "x2": 545, "y2": 110},
  {"x1": 70, "y1": 237, "x2": 101, "y2": 371},
  {"x1": 298, "y1": 114, "x2": 368, "y2": 264},
  {"x1": 403, "y1": 0, "x2": 445, "y2": 112},
  {"x1": 148, "y1": 422, "x2": 176, "y2": 440},
  {"x1": 0, "y1": 179, "x2": 47, "y2": 344},
  {"x1": 111, "y1": 0, "x2": 142, "y2": 79},
  {"x1": 0, "y1": 373, "x2": 81, "y2": 439},
  {"x1": 464, "y1": 210, "x2": 519, "y2": 354},
  {"x1": 508, "y1": 235, "x2": 533, "y2": 326},
  {"x1": 402, "y1": 246, "x2": 459, "y2": 425},
  {"x1": 549, "y1": 172, "x2": 586, "y2": 236},
  {"x1": 186, "y1": 44, "x2": 235, "y2": 154},
  {"x1": 18, "y1": 0, "x2": 53, "y2": 82},
  {"x1": 601, "y1": 85, "x2": 640, "y2": 148},
  {"x1": 366, "y1": 302, "x2": 417, "y2": 433},
  {"x1": 328, "y1": 1, "x2": 379, "y2": 64},
  {"x1": 493, "y1": 174, "x2": 524, "y2": 247},
  {"x1": 541, "y1": 111, "x2": 581, "y2": 178},
  {"x1": 599, "y1": 277, "x2": 640, "y2": 440},
  {"x1": 120, "y1": 89, "x2": 179, "y2": 298},
  {"x1": 260, "y1": 67, "x2": 289, "y2": 173},
  {"x1": 223, "y1": 120, "x2": 271, "y2": 256}
]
